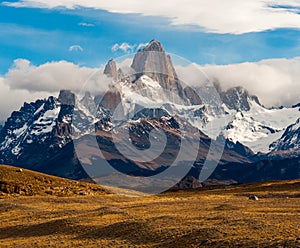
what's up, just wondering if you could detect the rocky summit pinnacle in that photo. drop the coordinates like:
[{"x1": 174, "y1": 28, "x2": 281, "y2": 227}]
[
  {"x1": 130, "y1": 39, "x2": 201, "y2": 105},
  {"x1": 104, "y1": 59, "x2": 118, "y2": 81},
  {"x1": 142, "y1": 40, "x2": 165, "y2": 52}
]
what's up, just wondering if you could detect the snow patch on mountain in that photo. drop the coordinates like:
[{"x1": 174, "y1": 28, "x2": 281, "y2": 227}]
[{"x1": 219, "y1": 101, "x2": 300, "y2": 153}]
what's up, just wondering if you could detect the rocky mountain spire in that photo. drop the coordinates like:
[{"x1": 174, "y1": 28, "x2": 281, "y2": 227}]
[
  {"x1": 131, "y1": 40, "x2": 176, "y2": 85},
  {"x1": 131, "y1": 40, "x2": 194, "y2": 104},
  {"x1": 142, "y1": 39, "x2": 165, "y2": 52},
  {"x1": 104, "y1": 59, "x2": 118, "y2": 81}
]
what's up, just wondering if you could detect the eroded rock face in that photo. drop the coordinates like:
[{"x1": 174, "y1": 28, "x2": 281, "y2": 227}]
[{"x1": 104, "y1": 59, "x2": 118, "y2": 81}]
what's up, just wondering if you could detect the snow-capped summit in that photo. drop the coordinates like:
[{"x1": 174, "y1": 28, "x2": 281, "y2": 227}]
[
  {"x1": 270, "y1": 118, "x2": 300, "y2": 151},
  {"x1": 0, "y1": 89, "x2": 102, "y2": 177}
]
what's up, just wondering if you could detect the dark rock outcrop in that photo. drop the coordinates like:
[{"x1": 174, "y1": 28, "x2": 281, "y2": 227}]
[
  {"x1": 174, "y1": 176, "x2": 203, "y2": 189},
  {"x1": 221, "y1": 87, "x2": 261, "y2": 111},
  {"x1": 58, "y1": 90, "x2": 75, "y2": 106}
]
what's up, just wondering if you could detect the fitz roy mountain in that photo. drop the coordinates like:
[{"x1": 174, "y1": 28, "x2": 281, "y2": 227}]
[{"x1": 0, "y1": 40, "x2": 299, "y2": 189}]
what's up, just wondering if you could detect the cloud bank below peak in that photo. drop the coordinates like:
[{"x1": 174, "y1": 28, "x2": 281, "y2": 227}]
[
  {"x1": 198, "y1": 57, "x2": 300, "y2": 107},
  {"x1": 3, "y1": 0, "x2": 300, "y2": 34},
  {"x1": 4, "y1": 59, "x2": 111, "y2": 93}
]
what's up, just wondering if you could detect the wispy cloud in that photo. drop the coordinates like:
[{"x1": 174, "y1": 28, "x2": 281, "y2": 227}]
[
  {"x1": 78, "y1": 22, "x2": 95, "y2": 27},
  {"x1": 69, "y1": 45, "x2": 83, "y2": 52},
  {"x1": 3, "y1": 0, "x2": 300, "y2": 34}
]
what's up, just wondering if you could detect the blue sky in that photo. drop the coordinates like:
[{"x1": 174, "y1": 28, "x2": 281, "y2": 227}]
[
  {"x1": 1, "y1": 1, "x2": 300, "y2": 74},
  {"x1": 0, "y1": 0, "x2": 300, "y2": 119}
]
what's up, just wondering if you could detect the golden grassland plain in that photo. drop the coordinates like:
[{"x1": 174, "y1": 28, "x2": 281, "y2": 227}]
[{"x1": 0, "y1": 165, "x2": 300, "y2": 247}]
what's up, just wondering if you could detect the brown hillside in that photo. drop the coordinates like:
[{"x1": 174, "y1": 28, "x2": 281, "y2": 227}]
[
  {"x1": 0, "y1": 165, "x2": 109, "y2": 197},
  {"x1": 0, "y1": 165, "x2": 300, "y2": 247}
]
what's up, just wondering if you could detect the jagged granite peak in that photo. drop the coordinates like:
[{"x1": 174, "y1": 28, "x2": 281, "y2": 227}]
[
  {"x1": 0, "y1": 96, "x2": 60, "y2": 164},
  {"x1": 0, "y1": 90, "x2": 103, "y2": 179},
  {"x1": 104, "y1": 59, "x2": 118, "y2": 81},
  {"x1": 142, "y1": 39, "x2": 165, "y2": 52},
  {"x1": 221, "y1": 86, "x2": 261, "y2": 111},
  {"x1": 130, "y1": 40, "x2": 201, "y2": 105},
  {"x1": 131, "y1": 40, "x2": 176, "y2": 82},
  {"x1": 58, "y1": 90, "x2": 76, "y2": 106}
]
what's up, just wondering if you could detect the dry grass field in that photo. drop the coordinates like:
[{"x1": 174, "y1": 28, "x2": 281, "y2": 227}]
[{"x1": 1, "y1": 165, "x2": 300, "y2": 247}]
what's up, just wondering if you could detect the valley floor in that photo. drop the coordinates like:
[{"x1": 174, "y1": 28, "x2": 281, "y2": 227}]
[{"x1": 1, "y1": 180, "x2": 300, "y2": 247}]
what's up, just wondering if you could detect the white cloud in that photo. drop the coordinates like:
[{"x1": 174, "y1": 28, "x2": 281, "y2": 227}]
[
  {"x1": 197, "y1": 58, "x2": 300, "y2": 107},
  {"x1": 112, "y1": 43, "x2": 135, "y2": 53},
  {"x1": 3, "y1": 0, "x2": 300, "y2": 34},
  {"x1": 137, "y1": 43, "x2": 149, "y2": 51},
  {"x1": 4, "y1": 59, "x2": 111, "y2": 93},
  {"x1": 0, "y1": 59, "x2": 116, "y2": 120},
  {"x1": 78, "y1": 22, "x2": 95, "y2": 27},
  {"x1": 69, "y1": 45, "x2": 83, "y2": 52},
  {"x1": 0, "y1": 77, "x2": 50, "y2": 121}
]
